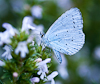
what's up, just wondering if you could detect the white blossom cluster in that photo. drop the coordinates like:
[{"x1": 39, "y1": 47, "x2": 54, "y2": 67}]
[
  {"x1": 31, "y1": 58, "x2": 58, "y2": 84},
  {"x1": 0, "y1": 5, "x2": 58, "y2": 84}
]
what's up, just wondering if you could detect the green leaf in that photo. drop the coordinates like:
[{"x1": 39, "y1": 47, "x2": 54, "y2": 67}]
[
  {"x1": 1, "y1": 72, "x2": 12, "y2": 80},
  {"x1": 17, "y1": 78, "x2": 32, "y2": 84},
  {"x1": 32, "y1": 53, "x2": 41, "y2": 57}
]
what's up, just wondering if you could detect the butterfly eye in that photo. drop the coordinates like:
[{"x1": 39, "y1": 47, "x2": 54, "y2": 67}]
[
  {"x1": 41, "y1": 34, "x2": 44, "y2": 38},
  {"x1": 40, "y1": 32, "x2": 44, "y2": 38},
  {"x1": 73, "y1": 22, "x2": 75, "y2": 24}
]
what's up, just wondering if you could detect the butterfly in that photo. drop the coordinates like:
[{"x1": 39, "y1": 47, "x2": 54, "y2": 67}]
[{"x1": 41, "y1": 8, "x2": 85, "y2": 63}]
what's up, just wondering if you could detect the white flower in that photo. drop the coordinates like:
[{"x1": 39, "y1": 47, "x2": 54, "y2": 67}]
[
  {"x1": 24, "y1": 19, "x2": 44, "y2": 45},
  {"x1": 37, "y1": 58, "x2": 51, "y2": 79},
  {"x1": 0, "y1": 31, "x2": 11, "y2": 45},
  {"x1": 44, "y1": 71, "x2": 58, "y2": 84},
  {"x1": 15, "y1": 41, "x2": 29, "y2": 58},
  {"x1": 32, "y1": 24, "x2": 44, "y2": 35},
  {"x1": 31, "y1": 5, "x2": 42, "y2": 19},
  {"x1": 30, "y1": 77, "x2": 40, "y2": 84},
  {"x1": 0, "y1": 23, "x2": 18, "y2": 45},
  {"x1": 27, "y1": 35, "x2": 34, "y2": 43},
  {"x1": 21, "y1": 16, "x2": 36, "y2": 33},
  {"x1": 2, "y1": 23, "x2": 18, "y2": 37},
  {"x1": 2, "y1": 45, "x2": 12, "y2": 60},
  {"x1": 31, "y1": 24, "x2": 44, "y2": 45},
  {"x1": 0, "y1": 60, "x2": 5, "y2": 66}
]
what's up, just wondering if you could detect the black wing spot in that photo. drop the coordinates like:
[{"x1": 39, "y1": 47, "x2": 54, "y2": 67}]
[
  {"x1": 73, "y1": 22, "x2": 75, "y2": 24},
  {"x1": 79, "y1": 31, "x2": 81, "y2": 34},
  {"x1": 67, "y1": 31, "x2": 68, "y2": 32},
  {"x1": 60, "y1": 49, "x2": 61, "y2": 50},
  {"x1": 66, "y1": 44, "x2": 67, "y2": 45},
  {"x1": 73, "y1": 26, "x2": 75, "y2": 28},
  {"x1": 74, "y1": 48, "x2": 78, "y2": 50},
  {"x1": 56, "y1": 34, "x2": 57, "y2": 36},
  {"x1": 72, "y1": 40, "x2": 73, "y2": 41}
]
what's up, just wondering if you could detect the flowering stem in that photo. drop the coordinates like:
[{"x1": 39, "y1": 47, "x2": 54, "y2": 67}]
[{"x1": 0, "y1": 16, "x2": 59, "y2": 84}]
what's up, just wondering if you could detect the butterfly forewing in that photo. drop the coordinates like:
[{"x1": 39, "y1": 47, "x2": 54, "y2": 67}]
[{"x1": 45, "y1": 8, "x2": 83, "y2": 38}]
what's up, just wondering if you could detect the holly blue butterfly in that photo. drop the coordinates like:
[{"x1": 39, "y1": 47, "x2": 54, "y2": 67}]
[{"x1": 41, "y1": 8, "x2": 85, "y2": 63}]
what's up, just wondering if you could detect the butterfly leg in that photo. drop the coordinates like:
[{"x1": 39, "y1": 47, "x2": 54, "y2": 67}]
[{"x1": 53, "y1": 49, "x2": 62, "y2": 63}]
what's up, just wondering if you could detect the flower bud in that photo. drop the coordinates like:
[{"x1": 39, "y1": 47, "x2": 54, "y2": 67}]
[
  {"x1": 30, "y1": 77, "x2": 40, "y2": 83},
  {"x1": 35, "y1": 58, "x2": 42, "y2": 62},
  {"x1": 13, "y1": 72, "x2": 18, "y2": 77}
]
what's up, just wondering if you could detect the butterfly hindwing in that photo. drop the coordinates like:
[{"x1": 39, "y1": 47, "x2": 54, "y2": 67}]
[
  {"x1": 50, "y1": 31, "x2": 84, "y2": 55},
  {"x1": 53, "y1": 49, "x2": 62, "y2": 63}
]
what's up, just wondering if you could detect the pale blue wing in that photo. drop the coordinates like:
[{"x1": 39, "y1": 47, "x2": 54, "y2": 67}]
[
  {"x1": 43, "y1": 7, "x2": 85, "y2": 55},
  {"x1": 49, "y1": 29, "x2": 85, "y2": 55},
  {"x1": 42, "y1": 8, "x2": 85, "y2": 63},
  {"x1": 45, "y1": 8, "x2": 83, "y2": 38},
  {"x1": 48, "y1": 28, "x2": 84, "y2": 41},
  {"x1": 53, "y1": 49, "x2": 62, "y2": 63}
]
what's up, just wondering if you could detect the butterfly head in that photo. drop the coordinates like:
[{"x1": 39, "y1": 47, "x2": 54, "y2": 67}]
[
  {"x1": 40, "y1": 32, "x2": 44, "y2": 38},
  {"x1": 40, "y1": 32, "x2": 46, "y2": 50},
  {"x1": 40, "y1": 34, "x2": 50, "y2": 50}
]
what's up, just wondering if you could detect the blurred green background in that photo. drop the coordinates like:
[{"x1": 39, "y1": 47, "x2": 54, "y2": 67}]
[{"x1": 0, "y1": 0, "x2": 100, "y2": 84}]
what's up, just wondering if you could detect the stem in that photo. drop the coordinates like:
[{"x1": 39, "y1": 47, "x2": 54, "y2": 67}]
[{"x1": 12, "y1": 76, "x2": 16, "y2": 84}]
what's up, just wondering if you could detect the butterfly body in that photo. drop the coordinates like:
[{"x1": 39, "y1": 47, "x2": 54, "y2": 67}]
[{"x1": 41, "y1": 8, "x2": 85, "y2": 63}]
